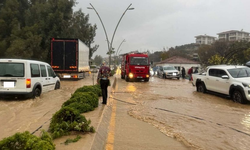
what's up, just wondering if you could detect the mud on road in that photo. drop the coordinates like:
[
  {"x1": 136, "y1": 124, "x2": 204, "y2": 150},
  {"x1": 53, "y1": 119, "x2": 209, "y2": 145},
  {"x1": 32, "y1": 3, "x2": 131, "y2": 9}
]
[
  {"x1": 126, "y1": 76, "x2": 250, "y2": 150},
  {"x1": 0, "y1": 75, "x2": 94, "y2": 141}
]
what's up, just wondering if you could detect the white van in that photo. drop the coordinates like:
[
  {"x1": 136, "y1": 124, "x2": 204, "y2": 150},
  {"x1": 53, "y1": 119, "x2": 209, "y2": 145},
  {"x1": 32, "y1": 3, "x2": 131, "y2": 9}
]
[{"x1": 0, "y1": 59, "x2": 60, "y2": 99}]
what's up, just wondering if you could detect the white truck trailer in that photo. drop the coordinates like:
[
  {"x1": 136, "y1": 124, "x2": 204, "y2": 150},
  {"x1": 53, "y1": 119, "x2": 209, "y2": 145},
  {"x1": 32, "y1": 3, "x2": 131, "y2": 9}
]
[{"x1": 50, "y1": 38, "x2": 89, "y2": 79}]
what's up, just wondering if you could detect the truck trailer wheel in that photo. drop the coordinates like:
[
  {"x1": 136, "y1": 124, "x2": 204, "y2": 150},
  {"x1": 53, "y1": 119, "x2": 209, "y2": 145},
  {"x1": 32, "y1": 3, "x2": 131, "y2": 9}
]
[
  {"x1": 197, "y1": 83, "x2": 206, "y2": 93},
  {"x1": 232, "y1": 90, "x2": 247, "y2": 104}
]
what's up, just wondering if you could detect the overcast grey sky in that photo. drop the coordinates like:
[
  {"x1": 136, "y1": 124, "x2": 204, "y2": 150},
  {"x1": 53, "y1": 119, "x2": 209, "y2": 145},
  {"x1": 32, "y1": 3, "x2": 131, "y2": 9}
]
[{"x1": 74, "y1": 0, "x2": 250, "y2": 58}]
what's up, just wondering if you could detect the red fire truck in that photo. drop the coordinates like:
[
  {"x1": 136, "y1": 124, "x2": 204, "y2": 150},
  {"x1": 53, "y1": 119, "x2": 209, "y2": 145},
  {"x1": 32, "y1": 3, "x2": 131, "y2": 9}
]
[{"x1": 120, "y1": 52, "x2": 150, "y2": 82}]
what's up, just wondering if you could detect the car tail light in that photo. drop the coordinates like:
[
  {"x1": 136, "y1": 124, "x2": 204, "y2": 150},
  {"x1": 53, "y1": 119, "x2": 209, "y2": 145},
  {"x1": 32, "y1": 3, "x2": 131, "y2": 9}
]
[
  {"x1": 26, "y1": 79, "x2": 31, "y2": 88},
  {"x1": 72, "y1": 75, "x2": 78, "y2": 78}
]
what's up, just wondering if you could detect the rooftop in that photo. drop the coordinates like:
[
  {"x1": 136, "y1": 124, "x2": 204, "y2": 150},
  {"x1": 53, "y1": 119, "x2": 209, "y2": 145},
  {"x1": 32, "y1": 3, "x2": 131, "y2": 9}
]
[
  {"x1": 217, "y1": 30, "x2": 250, "y2": 35},
  {"x1": 195, "y1": 35, "x2": 216, "y2": 38},
  {"x1": 159, "y1": 56, "x2": 200, "y2": 64}
]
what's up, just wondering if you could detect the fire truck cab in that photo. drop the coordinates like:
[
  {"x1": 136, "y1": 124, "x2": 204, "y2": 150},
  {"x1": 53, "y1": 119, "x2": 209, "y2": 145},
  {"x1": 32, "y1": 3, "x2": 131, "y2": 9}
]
[{"x1": 121, "y1": 52, "x2": 150, "y2": 82}]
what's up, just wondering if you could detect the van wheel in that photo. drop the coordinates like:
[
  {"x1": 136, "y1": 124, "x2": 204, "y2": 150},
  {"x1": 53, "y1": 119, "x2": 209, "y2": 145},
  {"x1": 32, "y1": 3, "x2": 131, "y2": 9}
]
[
  {"x1": 33, "y1": 88, "x2": 41, "y2": 98},
  {"x1": 232, "y1": 90, "x2": 247, "y2": 104},
  {"x1": 55, "y1": 81, "x2": 60, "y2": 90}
]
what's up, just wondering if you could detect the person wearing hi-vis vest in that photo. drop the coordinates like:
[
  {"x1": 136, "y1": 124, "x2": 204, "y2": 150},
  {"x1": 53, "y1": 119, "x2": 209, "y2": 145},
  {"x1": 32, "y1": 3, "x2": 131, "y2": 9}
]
[{"x1": 97, "y1": 62, "x2": 111, "y2": 104}]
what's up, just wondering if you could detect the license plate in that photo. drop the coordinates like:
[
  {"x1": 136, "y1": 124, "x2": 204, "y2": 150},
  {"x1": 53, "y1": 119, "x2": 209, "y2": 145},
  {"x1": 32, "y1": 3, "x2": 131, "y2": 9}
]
[
  {"x1": 4, "y1": 82, "x2": 15, "y2": 88},
  {"x1": 63, "y1": 75, "x2": 71, "y2": 78},
  {"x1": 137, "y1": 76, "x2": 142, "y2": 78},
  {"x1": 173, "y1": 73, "x2": 176, "y2": 76}
]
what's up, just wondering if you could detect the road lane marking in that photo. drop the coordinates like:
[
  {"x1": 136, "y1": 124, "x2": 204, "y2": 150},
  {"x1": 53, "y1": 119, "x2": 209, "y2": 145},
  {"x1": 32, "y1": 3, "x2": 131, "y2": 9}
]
[{"x1": 105, "y1": 96, "x2": 117, "y2": 150}]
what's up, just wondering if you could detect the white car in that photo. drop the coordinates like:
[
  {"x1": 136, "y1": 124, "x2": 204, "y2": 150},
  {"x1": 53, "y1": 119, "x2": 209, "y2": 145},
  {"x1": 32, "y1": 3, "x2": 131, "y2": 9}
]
[
  {"x1": 0, "y1": 59, "x2": 60, "y2": 99},
  {"x1": 157, "y1": 65, "x2": 180, "y2": 79},
  {"x1": 192, "y1": 65, "x2": 250, "y2": 104},
  {"x1": 90, "y1": 65, "x2": 98, "y2": 73}
]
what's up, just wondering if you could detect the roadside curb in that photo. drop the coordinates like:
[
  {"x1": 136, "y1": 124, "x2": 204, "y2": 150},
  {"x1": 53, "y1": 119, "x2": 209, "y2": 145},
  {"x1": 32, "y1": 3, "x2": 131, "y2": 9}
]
[{"x1": 89, "y1": 76, "x2": 117, "y2": 150}]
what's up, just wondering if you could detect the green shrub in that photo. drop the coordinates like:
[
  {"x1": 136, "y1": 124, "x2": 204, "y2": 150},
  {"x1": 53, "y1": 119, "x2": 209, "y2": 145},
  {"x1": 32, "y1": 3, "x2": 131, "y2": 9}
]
[
  {"x1": 64, "y1": 135, "x2": 81, "y2": 145},
  {"x1": 0, "y1": 131, "x2": 55, "y2": 150},
  {"x1": 49, "y1": 107, "x2": 94, "y2": 139},
  {"x1": 67, "y1": 92, "x2": 99, "y2": 108},
  {"x1": 110, "y1": 69, "x2": 116, "y2": 76},
  {"x1": 67, "y1": 102, "x2": 94, "y2": 113},
  {"x1": 62, "y1": 95, "x2": 90, "y2": 107},
  {"x1": 74, "y1": 85, "x2": 102, "y2": 97},
  {"x1": 92, "y1": 84, "x2": 102, "y2": 96}
]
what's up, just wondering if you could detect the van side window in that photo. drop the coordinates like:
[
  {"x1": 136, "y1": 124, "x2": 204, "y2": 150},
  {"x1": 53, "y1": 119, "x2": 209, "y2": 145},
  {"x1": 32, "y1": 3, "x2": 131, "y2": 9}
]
[
  {"x1": 30, "y1": 64, "x2": 40, "y2": 77},
  {"x1": 47, "y1": 66, "x2": 55, "y2": 77},
  {"x1": 40, "y1": 65, "x2": 47, "y2": 77}
]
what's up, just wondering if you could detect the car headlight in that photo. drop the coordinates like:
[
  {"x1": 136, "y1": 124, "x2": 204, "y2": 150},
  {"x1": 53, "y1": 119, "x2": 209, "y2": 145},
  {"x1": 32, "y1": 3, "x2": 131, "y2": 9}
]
[{"x1": 242, "y1": 83, "x2": 250, "y2": 88}]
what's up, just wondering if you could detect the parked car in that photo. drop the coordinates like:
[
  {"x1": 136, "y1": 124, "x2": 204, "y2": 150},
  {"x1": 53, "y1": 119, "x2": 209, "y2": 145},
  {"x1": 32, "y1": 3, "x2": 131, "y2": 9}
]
[
  {"x1": 90, "y1": 65, "x2": 98, "y2": 73},
  {"x1": 150, "y1": 67, "x2": 154, "y2": 76},
  {"x1": 0, "y1": 59, "x2": 60, "y2": 99},
  {"x1": 157, "y1": 65, "x2": 180, "y2": 79},
  {"x1": 192, "y1": 65, "x2": 250, "y2": 104}
]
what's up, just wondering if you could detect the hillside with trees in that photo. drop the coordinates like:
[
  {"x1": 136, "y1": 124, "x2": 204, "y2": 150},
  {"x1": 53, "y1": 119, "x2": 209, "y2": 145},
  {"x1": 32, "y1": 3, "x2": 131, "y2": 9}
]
[
  {"x1": 198, "y1": 40, "x2": 250, "y2": 66},
  {"x1": 0, "y1": 0, "x2": 98, "y2": 62}
]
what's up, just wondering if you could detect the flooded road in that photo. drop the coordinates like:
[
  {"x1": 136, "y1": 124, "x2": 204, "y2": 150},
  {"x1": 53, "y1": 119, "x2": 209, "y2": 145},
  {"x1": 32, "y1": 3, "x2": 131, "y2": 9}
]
[
  {"x1": 126, "y1": 76, "x2": 250, "y2": 150},
  {"x1": 0, "y1": 75, "x2": 94, "y2": 140},
  {"x1": 1, "y1": 72, "x2": 250, "y2": 150}
]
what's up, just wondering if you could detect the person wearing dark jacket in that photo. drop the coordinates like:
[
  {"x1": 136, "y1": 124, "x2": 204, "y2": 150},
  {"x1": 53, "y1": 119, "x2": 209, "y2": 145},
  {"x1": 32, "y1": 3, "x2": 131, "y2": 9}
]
[
  {"x1": 181, "y1": 67, "x2": 186, "y2": 79},
  {"x1": 97, "y1": 62, "x2": 111, "y2": 104}
]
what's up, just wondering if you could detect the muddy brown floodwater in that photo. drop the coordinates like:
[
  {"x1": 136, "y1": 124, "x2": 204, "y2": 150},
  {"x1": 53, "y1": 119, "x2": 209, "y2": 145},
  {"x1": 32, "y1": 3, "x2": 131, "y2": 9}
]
[
  {"x1": 0, "y1": 74, "x2": 94, "y2": 143},
  {"x1": 127, "y1": 76, "x2": 250, "y2": 150}
]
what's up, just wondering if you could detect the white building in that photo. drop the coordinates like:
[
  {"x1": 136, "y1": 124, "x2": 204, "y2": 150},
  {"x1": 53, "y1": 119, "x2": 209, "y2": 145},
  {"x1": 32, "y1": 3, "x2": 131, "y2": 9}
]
[
  {"x1": 217, "y1": 30, "x2": 250, "y2": 41},
  {"x1": 195, "y1": 34, "x2": 216, "y2": 45}
]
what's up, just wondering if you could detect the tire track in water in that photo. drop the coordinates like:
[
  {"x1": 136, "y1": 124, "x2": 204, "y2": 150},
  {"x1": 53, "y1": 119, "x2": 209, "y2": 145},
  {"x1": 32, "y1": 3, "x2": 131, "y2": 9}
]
[{"x1": 155, "y1": 107, "x2": 250, "y2": 137}]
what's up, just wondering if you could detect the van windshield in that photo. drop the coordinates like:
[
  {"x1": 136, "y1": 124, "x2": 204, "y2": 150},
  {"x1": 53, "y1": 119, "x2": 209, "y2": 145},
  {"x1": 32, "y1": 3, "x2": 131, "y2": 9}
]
[
  {"x1": 0, "y1": 63, "x2": 24, "y2": 77},
  {"x1": 130, "y1": 57, "x2": 148, "y2": 65}
]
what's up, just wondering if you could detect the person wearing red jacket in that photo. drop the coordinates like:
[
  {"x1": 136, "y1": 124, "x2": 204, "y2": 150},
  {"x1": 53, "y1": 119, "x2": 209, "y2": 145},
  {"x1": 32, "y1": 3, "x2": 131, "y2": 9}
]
[{"x1": 188, "y1": 67, "x2": 193, "y2": 81}]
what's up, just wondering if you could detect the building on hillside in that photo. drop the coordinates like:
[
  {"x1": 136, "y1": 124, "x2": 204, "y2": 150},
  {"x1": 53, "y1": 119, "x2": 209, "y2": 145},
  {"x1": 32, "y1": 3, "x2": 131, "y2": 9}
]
[
  {"x1": 155, "y1": 56, "x2": 200, "y2": 73},
  {"x1": 195, "y1": 34, "x2": 216, "y2": 45},
  {"x1": 217, "y1": 30, "x2": 250, "y2": 41}
]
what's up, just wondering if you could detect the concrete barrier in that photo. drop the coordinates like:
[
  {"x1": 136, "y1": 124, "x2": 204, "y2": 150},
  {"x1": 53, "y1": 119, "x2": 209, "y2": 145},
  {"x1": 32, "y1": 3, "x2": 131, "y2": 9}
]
[{"x1": 90, "y1": 77, "x2": 117, "y2": 150}]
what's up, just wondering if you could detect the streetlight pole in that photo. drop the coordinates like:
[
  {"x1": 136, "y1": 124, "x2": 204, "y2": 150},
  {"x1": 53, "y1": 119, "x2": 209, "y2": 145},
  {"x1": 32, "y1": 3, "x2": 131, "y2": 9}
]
[
  {"x1": 115, "y1": 39, "x2": 126, "y2": 56},
  {"x1": 87, "y1": 4, "x2": 110, "y2": 58},
  {"x1": 114, "y1": 39, "x2": 126, "y2": 66},
  {"x1": 87, "y1": 3, "x2": 134, "y2": 68},
  {"x1": 109, "y1": 4, "x2": 134, "y2": 68}
]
